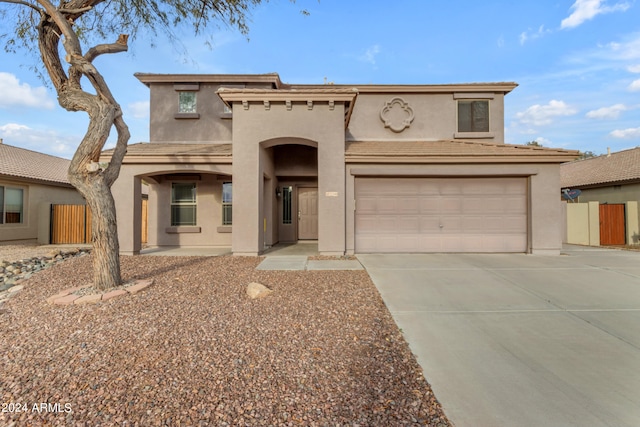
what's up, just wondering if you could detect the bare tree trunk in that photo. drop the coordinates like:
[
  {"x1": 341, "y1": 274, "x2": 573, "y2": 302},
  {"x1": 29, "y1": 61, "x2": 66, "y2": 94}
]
[
  {"x1": 62, "y1": 93, "x2": 129, "y2": 291},
  {"x1": 35, "y1": 9, "x2": 130, "y2": 291},
  {"x1": 72, "y1": 173, "x2": 122, "y2": 290}
]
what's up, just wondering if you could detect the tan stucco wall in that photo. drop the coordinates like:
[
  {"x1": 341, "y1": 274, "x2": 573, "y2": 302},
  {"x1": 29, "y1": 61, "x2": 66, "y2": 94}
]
[
  {"x1": 230, "y1": 101, "x2": 346, "y2": 255},
  {"x1": 148, "y1": 83, "x2": 232, "y2": 143},
  {"x1": 345, "y1": 163, "x2": 563, "y2": 255},
  {"x1": 564, "y1": 201, "x2": 638, "y2": 246},
  {"x1": 347, "y1": 92, "x2": 505, "y2": 143},
  {"x1": 0, "y1": 178, "x2": 84, "y2": 243},
  {"x1": 565, "y1": 202, "x2": 600, "y2": 246},
  {"x1": 626, "y1": 201, "x2": 639, "y2": 245},
  {"x1": 574, "y1": 183, "x2": 640, "y2": 234},
  {"x1": 112, "y1": 163, "x2": 232, "y2": 255}
]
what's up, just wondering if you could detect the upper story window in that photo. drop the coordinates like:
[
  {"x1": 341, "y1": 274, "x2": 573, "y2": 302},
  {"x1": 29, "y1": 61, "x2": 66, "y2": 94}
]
[
  {"x1": 0, "y1": 185, "x2": 24, "y2": 224},
  {"x1": 174, "y1": 83, "x2": 200, "y2": 119},
  {"x1": 178, "y1": 92, "x2": 197, "y2": 114},
  {"x1": 458, "y1": 100, "x2": 489, "y2": 133}
]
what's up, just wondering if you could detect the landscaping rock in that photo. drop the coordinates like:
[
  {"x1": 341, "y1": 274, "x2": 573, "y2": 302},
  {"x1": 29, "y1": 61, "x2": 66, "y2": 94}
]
[
  {"x1": 246, "y1": 281, "x2": 273, "y2": 299},
  {"x1": 0, "y1": 248, "x2": 91, "y2": 296}
]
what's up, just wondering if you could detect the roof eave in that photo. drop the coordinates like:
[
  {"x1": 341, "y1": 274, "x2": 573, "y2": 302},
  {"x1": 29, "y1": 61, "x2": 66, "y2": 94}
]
[
  {"x1": 0, "y1": 173, "x2": 73, "y2": 188},
  {"x1": 100, "y1": 153, "x2": 232, "y2": 164},
  {"x1": 134, "y1": 73, "x2": 283, "y2": 88},
  {"x1": 291, "y1": 82, "x2": 519, "y2": 94},
  {"x1": 345, "y1": 154, "x2": 578, "y2": 164}
]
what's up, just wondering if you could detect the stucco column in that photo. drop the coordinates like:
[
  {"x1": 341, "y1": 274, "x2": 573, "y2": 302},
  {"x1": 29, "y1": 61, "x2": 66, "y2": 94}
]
[
  {"x1": 112, "y1": 173, "x2": 142, "y2": 255},
  {"x1": 588, "y1": 201, "x2": 600, "y2": 246},
  {"x1": 231, "y1": 108, "x2": 261, "y2": 255},
  {"x1": 626, "y1": 201, "x2": 639, "y2": 245},
  {"x1": 530, "y1": 166, "x2": 562, "y2": 255},
  {"x1": 317, "y1": 108, "x2": 346, "y2": 255}
]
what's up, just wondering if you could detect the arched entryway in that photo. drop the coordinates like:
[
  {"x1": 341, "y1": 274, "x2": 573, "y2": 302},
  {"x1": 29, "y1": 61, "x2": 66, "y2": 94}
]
[{"x1": 262, "y1": 139, "x2": 318, "y2": 246}]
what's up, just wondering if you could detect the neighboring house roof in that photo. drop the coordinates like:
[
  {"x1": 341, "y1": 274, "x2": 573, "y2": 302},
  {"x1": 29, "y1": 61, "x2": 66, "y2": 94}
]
[
  {"x1": 561, "y1": 147, "x2": 640, "y2": 188},
  {"x1": 346, "y1": 140, "x2": 578, "y2": 163},
  {"x1": 0, "y1": 143, "x2": 72, "y2": 186}
]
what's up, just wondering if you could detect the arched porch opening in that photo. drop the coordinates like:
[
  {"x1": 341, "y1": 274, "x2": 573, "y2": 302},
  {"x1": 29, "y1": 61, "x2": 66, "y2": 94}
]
[{"x1": 259, "y1": 137, "x2": 318, "y2": 248}]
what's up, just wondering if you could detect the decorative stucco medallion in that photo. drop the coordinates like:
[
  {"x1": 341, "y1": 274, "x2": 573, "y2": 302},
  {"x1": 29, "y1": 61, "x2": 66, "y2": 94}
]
[{"x1": 380, "y1": 97, "x2": 415, "y2": 133}]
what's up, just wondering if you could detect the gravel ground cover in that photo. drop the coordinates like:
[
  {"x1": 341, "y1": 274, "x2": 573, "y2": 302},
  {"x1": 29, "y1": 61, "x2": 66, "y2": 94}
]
[
  {"x1": 0, "y1": 254, "x2": 450, "y2": 426},
  {"x1": 0, "y1": 241, "x2": 86, "y2": 264}
]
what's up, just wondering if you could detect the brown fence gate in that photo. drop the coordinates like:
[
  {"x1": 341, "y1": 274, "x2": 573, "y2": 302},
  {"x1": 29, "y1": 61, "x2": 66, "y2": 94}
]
[
  {"x1": 599, "y1": 204, "x2": 625, "y2": 246},
  {"x1": 50, "y1": 200, "x2": 148, "y2": 245},
  {"x1": 50, "y1": 204, "x2": 92, "y2": 244}
]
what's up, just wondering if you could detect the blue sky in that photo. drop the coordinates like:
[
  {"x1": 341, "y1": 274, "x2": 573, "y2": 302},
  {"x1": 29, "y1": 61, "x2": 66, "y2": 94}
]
[{"x1": 1, "y1": 0, "x2": 639, "y2": 158}]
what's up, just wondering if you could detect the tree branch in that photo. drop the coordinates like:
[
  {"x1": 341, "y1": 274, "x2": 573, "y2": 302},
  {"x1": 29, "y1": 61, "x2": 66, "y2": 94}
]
[
  {"x1": 59, "y1": 5, "x2": 92, "y2": 14},
  {"x1": 84, "y1": 34, "x2": 129, "y2": 63},
  {"x1": 0, "y1": 0, "x2": 45, "y2": 15},
  {"x1": 35, "y1": 0, "x2": 83, "y2": 55}
]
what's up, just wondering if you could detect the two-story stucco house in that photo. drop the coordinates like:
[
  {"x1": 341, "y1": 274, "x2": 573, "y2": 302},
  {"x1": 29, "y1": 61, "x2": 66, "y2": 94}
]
[{"x1": 102, "y1": 73, "x2": 577, "y2": 256}]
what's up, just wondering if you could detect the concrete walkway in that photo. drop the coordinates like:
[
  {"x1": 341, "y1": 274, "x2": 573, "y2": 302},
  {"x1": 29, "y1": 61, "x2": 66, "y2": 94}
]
[
  {"x1": 256, "y1": 256, "x2": 363, "y2": 271},
  {"x1": 140, "y1": 243, "x2": 363, "y2": 271},
  {"x1": 358, "y1": 246, "x2": 640, "y2": 427}
]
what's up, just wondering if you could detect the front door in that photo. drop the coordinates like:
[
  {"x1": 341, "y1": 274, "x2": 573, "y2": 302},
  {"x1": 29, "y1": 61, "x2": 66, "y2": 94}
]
[{"x1": 298, "y1": 187, "x2": 318, "y2": 240}]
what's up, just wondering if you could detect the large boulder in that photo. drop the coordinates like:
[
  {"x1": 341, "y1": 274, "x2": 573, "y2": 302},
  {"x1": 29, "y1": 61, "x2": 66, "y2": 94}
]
[{"x1": 246, "y1": 282, "x2": 273, "y2": 299}]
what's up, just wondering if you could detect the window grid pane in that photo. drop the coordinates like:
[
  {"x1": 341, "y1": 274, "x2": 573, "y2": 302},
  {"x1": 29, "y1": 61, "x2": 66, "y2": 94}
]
[
  {"x1": 171, "y1": 183, "x2": 196, "y2": 226},
  {"x1": 458, "y1": 100, "x2": 489, "y2": 132},
  {"x1": 282, "y1": 187, "x2": 292, "y2": 224},
  {"x1": 171, "y1": 206, "x2": 196, "y2": 226},
  {"x1": 222, "y1": 182, "x2": 232, "y2": 225},
  {"x1": 0, "y1": 186, "x2": 4, "y2": 224},
  {"x1": 179, "y1": 92, "x2": 197, "y2": 113},
  {"x1": 3, "y1": 187, "x2": 23, "y2": 224}
]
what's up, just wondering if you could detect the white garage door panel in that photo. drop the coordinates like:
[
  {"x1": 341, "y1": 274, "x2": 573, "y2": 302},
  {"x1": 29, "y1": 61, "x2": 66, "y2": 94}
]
[{"x1": 355, "y1": 177, "x2": 528, "y2": 253}]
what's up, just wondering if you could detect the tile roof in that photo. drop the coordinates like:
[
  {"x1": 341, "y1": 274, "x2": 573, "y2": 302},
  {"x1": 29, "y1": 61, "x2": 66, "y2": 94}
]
[
  {"x1": 102, "y1": 143, "x2": 232, "y2": 157},
  {"x1": 0, "y1": 143, "x2": 71, "y2": 185},
  {"x1": 345, "y1": 140, "x2": 579, "y2": 162},
  {"x1": 560, "y1": 146, "x2": 640, "y2": 188}
]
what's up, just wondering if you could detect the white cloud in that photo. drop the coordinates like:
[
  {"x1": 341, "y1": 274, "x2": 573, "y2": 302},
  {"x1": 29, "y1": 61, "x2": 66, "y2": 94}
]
[
  {"x1": 586, "y1": 103, "x2": 627, "y2": 119},
  {"x1": 515, "y1": 100, "x2": 578, "y2": 126},
  {"x1": 535, "y1": 136, "x2": 554, "y2": 146},
  {"x1": 0, "y1": 123, "x2": 30, "y2": 133},
  {"x1": 519, "y1": 25, "x2": 551, "y2": 45},
  {"x1": 628, "y1": 78, "x2": 640, "y2": 91},
  {"x1": 0, "y1": 122, "x2": 78, "y2": 158},
  {"x1": 128, "y1": 101, "x2": 150, "y2": 119},
  {"x1": 358, "y1": 45, "x2": 381, "y2": 65},
  {"x1": 561, "y1": 0, "x2": 631, "y2": 29},
  {"x1": 0, "y1": 72, "x2": 55, "y2": 110},
  {"x1": 628, "y1": 64, "x2": 640, "y2": 73},
  {"x1": 610, "y1": 127, "x2": 640, "y2": 138},
  {"x1": 606, "y1": 35, "x2": 640, "y2": 60}
]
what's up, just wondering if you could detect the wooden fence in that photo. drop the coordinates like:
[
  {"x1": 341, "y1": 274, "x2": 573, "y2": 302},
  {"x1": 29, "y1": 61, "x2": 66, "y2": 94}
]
[
  {"x1": 50, "y1": 204, "x2": 91, "y2": 244},
  {"x1": 599, "y1": 203, "x2": 626, "y2": 246},
  {"x1": 50, "y1": 200, "x2": 147, "y2": 244}
]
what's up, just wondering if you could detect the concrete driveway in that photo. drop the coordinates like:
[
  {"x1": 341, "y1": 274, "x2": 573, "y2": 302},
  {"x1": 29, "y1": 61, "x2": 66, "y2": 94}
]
[{"x1": 358, "y1": 246, "x2": 640, "y2": 427}]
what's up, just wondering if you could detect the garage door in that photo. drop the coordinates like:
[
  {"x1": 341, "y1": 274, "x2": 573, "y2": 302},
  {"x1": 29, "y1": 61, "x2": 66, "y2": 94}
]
[{"x1": 355, "y1": 177, "x2": 527, "y2": 253}]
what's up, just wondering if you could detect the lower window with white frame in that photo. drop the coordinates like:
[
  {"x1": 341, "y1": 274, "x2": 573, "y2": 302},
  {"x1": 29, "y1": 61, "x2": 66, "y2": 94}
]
[
  {"x1": 171, "y1": 182, "x2": 197, "y2": 226},
  {"x1": 0, "y1": 185, "x2": 24, "y2": 224}
]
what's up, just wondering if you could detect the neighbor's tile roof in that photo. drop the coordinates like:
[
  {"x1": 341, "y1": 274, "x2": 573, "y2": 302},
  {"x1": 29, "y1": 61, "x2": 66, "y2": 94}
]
[
  {"x1": 102, "y1": 143, "x2": 232, "y2": 157},
  {"x1": 346, "y1": 140, "x2": 578, "y2": 160},
  {"x1": 561, "y1": 146, "x2": 640, "y2": 188},
  {"x1": 0, "y1": 143, "x2": 71, "y2": 185}
]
